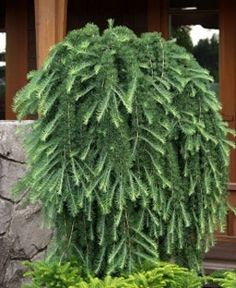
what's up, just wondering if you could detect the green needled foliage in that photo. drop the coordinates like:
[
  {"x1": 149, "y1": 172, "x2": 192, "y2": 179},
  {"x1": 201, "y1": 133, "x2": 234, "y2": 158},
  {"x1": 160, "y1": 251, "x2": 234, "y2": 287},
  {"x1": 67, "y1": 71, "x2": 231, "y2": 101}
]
[
  {"x1": 14, "y1": 21, "x2": 235, "y2": 275},
  {"x1": 23, "y1": 261, "x2": 203, "y2": 288}
]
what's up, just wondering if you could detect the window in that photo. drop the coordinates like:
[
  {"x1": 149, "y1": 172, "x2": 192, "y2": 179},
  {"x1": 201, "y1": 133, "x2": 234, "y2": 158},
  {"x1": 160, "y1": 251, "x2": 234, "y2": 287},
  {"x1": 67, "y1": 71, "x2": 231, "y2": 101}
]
[{"x1": 169, "y1": 0, "x2": 219, "y2": 96}]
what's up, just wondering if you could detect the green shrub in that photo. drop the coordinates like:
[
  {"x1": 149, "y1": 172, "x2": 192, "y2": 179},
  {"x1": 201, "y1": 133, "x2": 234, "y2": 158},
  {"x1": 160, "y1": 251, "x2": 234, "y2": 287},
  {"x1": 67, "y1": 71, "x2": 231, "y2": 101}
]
[
  {"x1": 23, "y1": 260, "x2": 236, "y2": 288},
  {"x1": 215, "y1": 271, "x2": 236, "y2": 288},
  {"x1": 14, "y1": 21, "x2": 235, "y2": 275},
  {"x1": 23, "y1": 261, "x2": 83, "y2": 288},
  {"x1": 23, "y1": 261, "x2": 203, "y2": 288}
]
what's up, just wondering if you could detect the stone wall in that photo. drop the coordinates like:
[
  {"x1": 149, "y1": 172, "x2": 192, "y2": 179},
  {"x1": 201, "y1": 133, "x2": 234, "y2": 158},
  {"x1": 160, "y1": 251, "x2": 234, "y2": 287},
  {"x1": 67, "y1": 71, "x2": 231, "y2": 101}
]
[{"x1": 0, "y1": 121, "x2": 52, "y2": 288}]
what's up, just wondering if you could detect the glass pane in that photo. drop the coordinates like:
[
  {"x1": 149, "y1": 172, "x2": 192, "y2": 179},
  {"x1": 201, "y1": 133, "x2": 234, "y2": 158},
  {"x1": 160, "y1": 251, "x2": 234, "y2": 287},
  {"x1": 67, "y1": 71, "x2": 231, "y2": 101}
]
[
  {"x1": 0, "y1": 32, "x2": 6, "y2": 119},
  {"x1": 170, "y1": 0, "x2": 218, "y2": 10},
  {"x1": 169, "y1": 1, "x2": 219, "y2": 97}
]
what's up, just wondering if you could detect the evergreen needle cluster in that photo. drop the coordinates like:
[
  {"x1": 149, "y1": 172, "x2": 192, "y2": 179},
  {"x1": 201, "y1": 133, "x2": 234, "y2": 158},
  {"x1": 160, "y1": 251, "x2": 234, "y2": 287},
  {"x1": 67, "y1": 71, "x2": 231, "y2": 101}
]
[
  {"x1": 14, "y1": 21, "x2": 235, "y2": 275},
  {"x1": 23, "y1": 261, "x2": 203, "y2": 288}
]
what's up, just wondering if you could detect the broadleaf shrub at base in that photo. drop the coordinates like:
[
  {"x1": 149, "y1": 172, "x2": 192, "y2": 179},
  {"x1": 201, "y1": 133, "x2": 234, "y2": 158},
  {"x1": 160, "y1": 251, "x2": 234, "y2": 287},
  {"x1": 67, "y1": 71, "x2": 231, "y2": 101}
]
[{"x1": 14, "y1": 21, "x2": 235, "y2": 275}]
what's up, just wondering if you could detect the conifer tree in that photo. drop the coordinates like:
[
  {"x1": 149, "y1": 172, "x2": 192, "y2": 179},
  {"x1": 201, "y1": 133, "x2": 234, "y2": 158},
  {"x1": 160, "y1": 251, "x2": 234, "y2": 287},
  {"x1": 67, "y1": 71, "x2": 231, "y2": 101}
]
[{"x1": 14, "y1": 21, "x2": 235, "y2": 275}]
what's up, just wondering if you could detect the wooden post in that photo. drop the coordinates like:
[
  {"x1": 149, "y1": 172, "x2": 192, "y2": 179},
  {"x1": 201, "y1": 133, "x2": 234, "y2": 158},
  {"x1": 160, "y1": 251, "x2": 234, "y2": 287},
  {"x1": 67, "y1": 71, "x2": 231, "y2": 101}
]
[
  {"x1": 5, "y1": 0, "x2": 28, "y2": 120},
  {"x1": 147, "y1": 0, "x2": 169, "y2": 39},
  {"x1": 34, "y1": 0, "x2": 68, "y2": 68},
  {"x1": 219, "y1": 0, "x2": 236, "y2": 183}
]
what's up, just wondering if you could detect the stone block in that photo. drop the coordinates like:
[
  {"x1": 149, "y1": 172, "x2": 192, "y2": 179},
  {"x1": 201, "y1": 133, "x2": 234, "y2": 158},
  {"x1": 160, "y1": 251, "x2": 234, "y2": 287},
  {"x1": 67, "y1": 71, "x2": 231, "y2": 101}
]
[
  {"x1": 0, "y1": 237, "x2": 10, "y2": 283},
  {"x1": 0, "y1": 158, "x2": 27, "y2": 201},
  {"x1": 4, "y1": 261, "x2": 27, "y2": 288},
  {"x1": 0, "y1": 199, "x2": 13, "y2": 235},
  {"x1": 10, "y1": 202, "x2": 52, "y2": 259},
  {"x1": 0, "y1": 121, "x2": 52, "y2": 287},
  {"x1": 0, "y1": 120, "x2": 33, "y2": 163}
]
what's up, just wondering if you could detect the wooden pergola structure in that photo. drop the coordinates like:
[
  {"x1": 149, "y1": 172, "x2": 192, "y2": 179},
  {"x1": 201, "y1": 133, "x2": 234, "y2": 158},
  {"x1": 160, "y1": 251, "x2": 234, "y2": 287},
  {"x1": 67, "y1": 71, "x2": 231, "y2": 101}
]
[{"x1": 2, "y1": 0, "x2": 236, "y2": 269}]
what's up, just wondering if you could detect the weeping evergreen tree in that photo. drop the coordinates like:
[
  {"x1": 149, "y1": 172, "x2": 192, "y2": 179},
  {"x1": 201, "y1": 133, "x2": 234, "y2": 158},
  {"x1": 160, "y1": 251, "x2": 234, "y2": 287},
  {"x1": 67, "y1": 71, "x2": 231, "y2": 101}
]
[{"x1": 14, "y1": 21, "x2": 235, "y2": 275}]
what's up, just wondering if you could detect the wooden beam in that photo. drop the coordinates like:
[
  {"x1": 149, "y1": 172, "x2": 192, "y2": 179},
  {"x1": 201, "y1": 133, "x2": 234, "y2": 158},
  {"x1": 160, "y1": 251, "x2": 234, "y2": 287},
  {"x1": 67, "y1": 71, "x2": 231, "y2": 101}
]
[
  {"x1": 147, "y1": 0, "x2": 169, "y2": 39},
  {"x1": 5, "y1": 0, "x2": 28, "y2": 120},
  {"x1": 229, "y1": 183, "x2": 236, "y2": 191},
  {"x1": 148, "y1": 0, "x2": 161, "y2": 32},
  {"x1": 34, "y1": 0, "x2": 68, "y2": 68},
  {"x1": 228, "y1": 191, "x2": 236, "y2": 236},
  {"x1": 219, "y1": 0, "x2": 236, "y2": 182}
]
